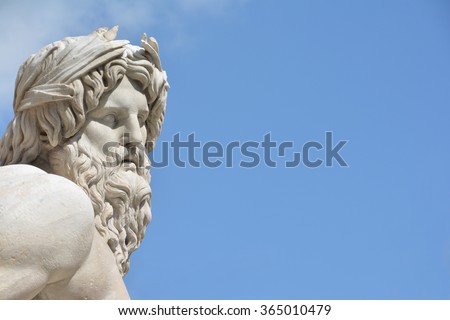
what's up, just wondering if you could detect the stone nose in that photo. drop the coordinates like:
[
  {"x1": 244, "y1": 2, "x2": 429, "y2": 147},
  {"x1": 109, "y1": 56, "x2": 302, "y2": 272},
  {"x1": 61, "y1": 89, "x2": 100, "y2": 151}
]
[{"x1": 122, "y1": 115, "x2": 143, "y2": 147}]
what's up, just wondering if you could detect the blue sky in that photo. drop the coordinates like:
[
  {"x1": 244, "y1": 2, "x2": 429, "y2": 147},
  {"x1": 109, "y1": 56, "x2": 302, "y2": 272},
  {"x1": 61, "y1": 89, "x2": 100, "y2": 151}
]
[{"x1": 0, "y1": 0, "x2": 449, "y2": 299}]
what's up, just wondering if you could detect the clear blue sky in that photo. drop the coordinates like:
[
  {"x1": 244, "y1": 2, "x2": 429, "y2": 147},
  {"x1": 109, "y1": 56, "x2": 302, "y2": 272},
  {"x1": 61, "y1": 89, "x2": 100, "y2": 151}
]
[{"x1": 0, "y1": 0, "x2": 449, "y2": 299}]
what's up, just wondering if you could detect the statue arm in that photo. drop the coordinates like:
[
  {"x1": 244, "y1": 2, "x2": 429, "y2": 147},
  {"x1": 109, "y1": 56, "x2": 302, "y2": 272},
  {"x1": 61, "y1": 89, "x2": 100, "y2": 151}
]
[{"x1": 0, "y1": 165, "x2": 95, "y2": 299}]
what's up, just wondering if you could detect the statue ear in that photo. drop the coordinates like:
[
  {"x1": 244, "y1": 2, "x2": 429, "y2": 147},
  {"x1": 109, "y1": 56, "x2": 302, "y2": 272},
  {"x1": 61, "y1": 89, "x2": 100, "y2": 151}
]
[
  {"x1": 38, "y1": 109, "x2": 62, "y2": 148},
  {"x1": 37, "y1": 86, "x2": 85, "y2": 148},
  {"x1": 39, "y1": 132, "x2": 50, "y2": 146}
]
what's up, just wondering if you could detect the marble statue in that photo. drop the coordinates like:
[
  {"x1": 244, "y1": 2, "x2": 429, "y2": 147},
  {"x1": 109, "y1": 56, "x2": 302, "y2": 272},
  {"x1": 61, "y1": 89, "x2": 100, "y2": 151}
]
[{"x1": 0, "y1": 27, "x2": 169, "y2": 299}]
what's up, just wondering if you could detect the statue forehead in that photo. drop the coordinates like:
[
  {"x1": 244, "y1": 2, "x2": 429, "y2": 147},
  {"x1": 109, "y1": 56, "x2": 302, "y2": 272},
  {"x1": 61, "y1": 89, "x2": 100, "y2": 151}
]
[
  {"x1": 8, "y1": 27, "x2": 168, "y2": 155},
  {"x1": 14, "y1": 28, "x2": 163, "y2": 114},
  {"x1": 97, "y1": 76, "x2": 148, "y2": 110}
]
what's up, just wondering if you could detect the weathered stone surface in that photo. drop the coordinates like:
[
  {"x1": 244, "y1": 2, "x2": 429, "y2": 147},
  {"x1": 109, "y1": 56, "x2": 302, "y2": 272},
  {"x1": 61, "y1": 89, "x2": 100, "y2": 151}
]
[{"x1": 0, "y1": 27, "x2": 169, "y2": 299}]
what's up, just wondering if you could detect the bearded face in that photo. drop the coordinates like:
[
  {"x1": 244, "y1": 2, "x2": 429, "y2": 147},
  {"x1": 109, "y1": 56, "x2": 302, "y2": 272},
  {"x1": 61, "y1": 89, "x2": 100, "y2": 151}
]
[
  {"x1": 0, "y1": 29, "x2": 168, "y2": 280},
  {"x1": 47, "y1": 76, "x2": 152, "y2": 275}
]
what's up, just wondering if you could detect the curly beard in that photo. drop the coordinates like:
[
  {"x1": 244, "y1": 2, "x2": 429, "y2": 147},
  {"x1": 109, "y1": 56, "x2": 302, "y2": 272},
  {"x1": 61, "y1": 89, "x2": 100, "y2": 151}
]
[{"x1": 48, "y1": 140, "x2": 151, "y2": 275}]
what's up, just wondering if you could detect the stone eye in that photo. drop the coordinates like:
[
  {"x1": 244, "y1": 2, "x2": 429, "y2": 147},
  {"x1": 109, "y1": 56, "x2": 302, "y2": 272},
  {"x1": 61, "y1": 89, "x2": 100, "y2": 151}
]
[
  {"x1": 138, "y1": 114, "x2": 147, "y2": 127},
  {"x1": 103, "y1": 114, "x2": 118, "y2": 127}
]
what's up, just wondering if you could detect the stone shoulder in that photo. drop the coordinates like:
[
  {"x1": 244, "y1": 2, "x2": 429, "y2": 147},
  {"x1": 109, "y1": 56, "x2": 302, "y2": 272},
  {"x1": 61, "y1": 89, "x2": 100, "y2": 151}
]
[{"x1": 0, "y1": 164, "x2": 95, "y2": 282}]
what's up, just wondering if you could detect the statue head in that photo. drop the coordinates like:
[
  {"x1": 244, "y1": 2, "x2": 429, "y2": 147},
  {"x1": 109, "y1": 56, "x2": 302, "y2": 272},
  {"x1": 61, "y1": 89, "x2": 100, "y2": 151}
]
[{"x1": 0, "y1": 27, "x2": 169, "y2": 275}]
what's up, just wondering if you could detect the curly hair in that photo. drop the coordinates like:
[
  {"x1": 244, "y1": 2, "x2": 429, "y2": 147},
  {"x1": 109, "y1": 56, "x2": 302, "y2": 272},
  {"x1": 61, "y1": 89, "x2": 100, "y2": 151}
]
[
  {"x1": 0, "y1": 28, "x2": 168, "y2": 275},
  {"x1": 0, "y1": 28, "x2": 168, "y2": 166}
]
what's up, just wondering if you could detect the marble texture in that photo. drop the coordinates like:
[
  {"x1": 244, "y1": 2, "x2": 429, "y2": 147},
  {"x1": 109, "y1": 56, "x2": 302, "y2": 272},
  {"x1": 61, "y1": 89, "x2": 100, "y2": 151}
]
[{"x1": 0, "y1": 27, "x2": 169, "y2": 299}]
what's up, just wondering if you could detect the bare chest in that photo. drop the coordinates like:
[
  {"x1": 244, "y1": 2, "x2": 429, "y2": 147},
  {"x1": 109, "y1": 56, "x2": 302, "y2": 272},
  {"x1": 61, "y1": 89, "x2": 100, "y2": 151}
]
[{"x1": 35, "y1": 231, "x2": 129, "y2": 300}]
